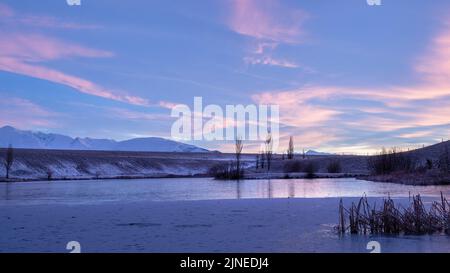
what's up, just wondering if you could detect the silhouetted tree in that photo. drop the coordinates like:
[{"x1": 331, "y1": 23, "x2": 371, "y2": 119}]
[
  {"x1": 46, "y1": 168, "x2": 53, "y2": 181},
  {"x1": 304, "y1": 162, "x2": 317, "y2": 179},
  {"x1": 4, "y1": 145, "x2": 13, "y2": 179},
  {"x1": 327, "y1": 160, "x2": 342, "y2": 173},
  {"x1": 439, "y1": 144, "x2": 450, "y2": 174},
  {"x1": 368, "y1": 147, "x2": 415, "y2": 175},
  {"x1": 287, "y1": 136, "x2": 294, "y2": 159},
  {"x1": 260, "y1": 150, "x2": 265, "y2": 169},
  {"x1": 426, "y1": 159, "x2": 433, "y2": 170},
  {"x1": 235, "y1": 137, "x2": 244, "y2": 178},
  {"x1": 265, "y1": 132, "x2": 273, "y2": 171}
]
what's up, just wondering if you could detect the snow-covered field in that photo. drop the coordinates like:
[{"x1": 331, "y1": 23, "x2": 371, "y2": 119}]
[
  {"x1": 2, "y1": 197, "x2": 450, "y2": 253},
  {"x1": 0, "y1": 149, "x2": 256, "y2": 180}
]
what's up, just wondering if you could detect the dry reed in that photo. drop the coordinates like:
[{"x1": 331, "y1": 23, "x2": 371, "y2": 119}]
[{"x1": 337, "y1": 193, "x2": 450, "y2": 235}]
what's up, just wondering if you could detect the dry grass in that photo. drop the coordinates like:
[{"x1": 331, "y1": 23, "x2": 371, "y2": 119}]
[{"x1": 337, "y1": 193, "x2": 450, "y2": 235}]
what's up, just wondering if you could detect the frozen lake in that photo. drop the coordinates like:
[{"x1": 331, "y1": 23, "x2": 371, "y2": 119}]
[
  {"x1": 2, "y1": 178, "x2": 450, "y2": 253},
  {"x1": 1, "y1": 177, "x2": 450, "y2": 205}
]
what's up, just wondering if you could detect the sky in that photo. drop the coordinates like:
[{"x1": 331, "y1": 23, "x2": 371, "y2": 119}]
[{"x1": 1, "y1": 0, "x2": 450, "y2": 154}]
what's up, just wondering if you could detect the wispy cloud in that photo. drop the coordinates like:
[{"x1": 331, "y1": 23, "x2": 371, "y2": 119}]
[
  {"x1": 158, "y1": 101, "x2": 179, "y2": 109},
  {"x1": 108, "y1": 107, "x2": 171, "y2": 122},
  {"x1": 250, "y1": 19, "x2": 450, "y2": 153},
  {"x1": 0, "y1": 3, "x2": 100, "y2": 30},
  {"x1": 0, "y1": 3, "x2": 150, "y2": 106},
  {"x1": 227, "y1": 0, "x2": 308, "y2": 44},
  {"x1": 244, "y1": 56, "x2": 299, "y2": 68},
  {"x1": 227, "y1": 0, "x2": 307, "y2": 70},
  {"x1": 0, "y1": 31, "x2": 149, "y2": 106},
  {"x1": 0, "y1": 32, "x2": 113, "y2": 61},
  {"x1": 0, "y1": 96, "x2": 59, "y2": 128},
  {"x1": 415, "y1": 22, "x2": 450, "y2": 86},
  {"x1": 0, "y1": 55, "x2": 149, "y2": 107}
]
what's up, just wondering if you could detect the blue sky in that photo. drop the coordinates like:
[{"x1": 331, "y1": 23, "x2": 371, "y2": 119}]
[{"x1": 1, "y1": 0, "x2": 450, "y2": 153}]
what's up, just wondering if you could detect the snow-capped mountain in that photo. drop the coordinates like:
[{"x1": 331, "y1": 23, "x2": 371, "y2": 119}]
[
  {"x1": 305, "y1": 150, "x2": 333, "y2": 156},
  {"x1": 0, "y1": 126, "x2": 209, "y2": 152}
]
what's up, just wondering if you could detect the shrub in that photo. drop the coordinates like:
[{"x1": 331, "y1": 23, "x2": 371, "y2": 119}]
[
  {"x1": 368, "y1": 148, "x2": 416, "y2": 175},
  {"x1": 208, "y1": 162, "x2": 244, "y2": 180},
  {"x1": 304, "y1": 162, "x2": 317, "y2": 179},
  {"x1": 426, "y1": 159, "x2": 433, "y2": 170},
  {"x1": 283, "y1": 160, "x2": 302, "y2": 173},
  {"x1": 46, "y1": 169, "x2": 53, "y2": 181},
  {"x1": 439, "y1": 145, "x2": 450, "y2": 174},
  {"x1": 327, "y1": 160, "x2": 342, "y2": 173}
]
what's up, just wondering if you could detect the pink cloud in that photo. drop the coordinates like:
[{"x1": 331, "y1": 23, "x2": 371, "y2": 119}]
[
  {"x1": 228, "y1": 0, "x2": 308, "y2": 43},
  {"x1": 0, "y1": 32, "x2": 149, "y2": 106},
  {"x1": 0, "y1": 57, "x2": 149, "y2": 106},
  {"x1": 0, "y1": 4, "x2": 149, "y2": 107},
  {"x1": 158, "y1": 101, "x2": 179, "y2": 109},
  {"x1": 245, "y1": 12, "x2": 450, "y2": 152},
  {"x1": 0, "y1": 97, "x2": 59, "y2": 128},
  {"x1": 250, "y1": 21, "x2": 450, "y2": 147},
  {"x1": 253, "y1": 89, "x2": 340, "y2": 128},
  {"x1": 227, "y1": 1, "x2": 307, "y2": 69},
  {"x1": 0, "y1": 32, "x2": 113, "y2": 62},
  {"x1": 416, "y1": 23, "x2": 450, "y2": 86},
  {"x1": 254, "y1": 42, "x2": 278, "y2": 54},
  {"x1": 0, "y1": 3, "x2": 100, "y2": 30}
]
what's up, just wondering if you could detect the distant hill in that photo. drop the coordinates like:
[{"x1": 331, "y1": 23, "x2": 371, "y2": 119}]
[
  {"x1": 305, "y1": 150, "x2": 334, "y2": 156},
  {"x1": 0, "y1": 126, "x2": 209, "y2": 153}
]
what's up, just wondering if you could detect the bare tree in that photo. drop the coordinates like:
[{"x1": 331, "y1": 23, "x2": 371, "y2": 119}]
[
  {"x1": 4, "y1": 144, "x2": 14, "y2": 179},
  {"x1": 260, "y1": 150, "x2": 265, "y2": 169},
  {"x1": 235, "y1": 137, "x2": 244, "y2": 178},
  {"x1": 439, "y1": 144, "x2": 450, "y2": 174},
  {"x1": 287, "y1": 136, "x2": 294, "y2": 160},
  {"x1": 46, "y1": 168, "x2": 53, "y2": 181},
  {"x1": 265, "y1": 132, "x2": 273, "y2": 171}
]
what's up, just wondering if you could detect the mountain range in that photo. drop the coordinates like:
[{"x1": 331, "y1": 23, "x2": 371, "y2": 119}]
[{"x1": 0, "y1": 126, "x2": 209, "y2": 153}]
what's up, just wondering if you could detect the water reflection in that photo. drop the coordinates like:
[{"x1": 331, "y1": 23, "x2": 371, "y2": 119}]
[
  {"x1": 0, "y1": 177, "x2": 450, "y2": 205},
  {"x1": 288, "y1": 180, "x2": 295, "y2": 198},
  {"x1": 236, "y1": 181, "x2": 241, "y2": 199}
]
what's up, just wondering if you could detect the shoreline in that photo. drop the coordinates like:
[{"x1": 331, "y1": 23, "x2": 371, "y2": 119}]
[
  {"x1": 0, "y1": 173, "x2": 211, "y2": 183},
  {"x1": 3, "y1": 171, "x2": 450, "y2": 186},
  {"x1": 0, "y1": 172, "x2": 369, "y2": 183}
]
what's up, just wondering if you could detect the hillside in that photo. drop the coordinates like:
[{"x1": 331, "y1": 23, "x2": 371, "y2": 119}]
[
  {"x1": 0, "y1": 149, "x2": 252, "y2": 181},
  {"x1": 0, "y1": 141, "x2": 449, "y2": 183}
]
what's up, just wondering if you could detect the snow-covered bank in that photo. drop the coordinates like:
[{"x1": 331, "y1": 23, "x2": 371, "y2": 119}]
[
  {"x1": 0, "y1": 149, "x2": 254, "y2": 181},
  {"x1": 243, "y1": 172, "x2": 366, "y2": 180},
  {"x1": 1, "y1": 198, "x2": 450, "y2": 253}
]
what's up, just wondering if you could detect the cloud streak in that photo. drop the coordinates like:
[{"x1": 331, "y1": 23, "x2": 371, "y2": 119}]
[
  {"x1": 251, "y1": 20, "x2": 450, "y2": 153},
  {"x1": 0, "y1": 31, "x2": 149, "y2": 106},
  {"x1": 227, "y1": 0, "x2": 307, "y2": 70},
  {"x1": 0, "y1": 96, "x2": 59, "y2": 128},
  {"x1": 0, "y1": 3, "x2": 100, "y2": 30},
  {"x1": 244, "y1": 56, "x2": 299, "y2": 68},
  {"x1": 0, "y1": 3, "x2": 150, "y2": 106},
  {"x1": 228, "y1": 0, "x2": 308, "y2": 44}
]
